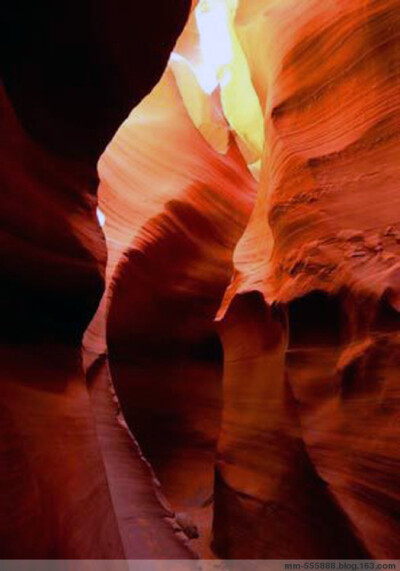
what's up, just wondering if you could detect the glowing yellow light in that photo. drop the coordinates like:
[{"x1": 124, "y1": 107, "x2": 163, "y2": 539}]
[
  {"x1": 195, "y1": 0, "x2": 234, "y2": 93},
  {"x1": 169, "y1": 52, "x2": 230, "y2": 154},
  {"x1": 169, "y1": 0, "x2": 265, "y2": 167},
  {"x1": 196, "y1": 0, "x2": 265, "y2": 162}
]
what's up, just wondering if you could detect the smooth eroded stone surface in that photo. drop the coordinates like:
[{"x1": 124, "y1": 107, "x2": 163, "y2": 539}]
[
  {"x1": 286, "y1": 291, "x2": 400, "y2": 558},
  {"x1": 214, "y1": 293, "x2": 367, "y2": 559},
  {"x1": 96, "y1": 65, "x2": 256, "y2": 556},
  {"x1": 225, "y1": 0, "x2": 400, "y2": 305},
  {"x1": 85, "y1": 353, "x2": 194, "y2": 559},
  {"x1": 215, "y1": 0, "x2": 400, "y2": 560},
  {"x1": 4, "y1": 0, "x2": 398, "y2": 560},
  {"x1": 0, "y1": 345, "x2": 124, "y2": 558}
]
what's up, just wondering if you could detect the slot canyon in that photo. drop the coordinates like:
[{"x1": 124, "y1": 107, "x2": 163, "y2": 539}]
[{"x1": 1, "y1": 0, "x2": 400, "y2": 561}]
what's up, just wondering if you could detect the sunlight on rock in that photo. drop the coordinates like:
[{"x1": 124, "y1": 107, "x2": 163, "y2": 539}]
[
  {"x1": 169, "y1": 0, "x2": 264, "y2": 166},
  {"x1": 96, "y1": 207, "x2": 106, "y2": 227}
]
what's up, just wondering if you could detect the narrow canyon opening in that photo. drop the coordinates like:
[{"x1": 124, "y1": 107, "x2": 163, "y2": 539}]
[{"x1": 3, "y1": 0, "x2": 399, "y2": 561}]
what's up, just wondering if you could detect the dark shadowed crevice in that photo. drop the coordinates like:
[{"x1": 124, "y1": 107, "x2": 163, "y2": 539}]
[
  {"x1": 288, "y1": 290, "x2": 344, "y2": 348},
  {"x1": 213, "y1": 291, "x2": 368, "y2": 559}
]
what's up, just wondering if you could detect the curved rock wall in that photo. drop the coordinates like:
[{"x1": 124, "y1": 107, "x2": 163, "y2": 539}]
[
  {"x1": 0, "y1": 0, "x2": 191, "y2": 558},
  {"x1": 93, "y1": 0, "x2": 400, "y2": 559},
  {"x1": 214, "y1": 0, "x2": 400, "y2": 559},
  {"x1": 99, "y1": 65, "x2": 256, "y2": 554}
]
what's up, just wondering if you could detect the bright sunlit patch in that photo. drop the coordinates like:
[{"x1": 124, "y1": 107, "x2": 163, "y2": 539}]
[
  {"x1": 96, "y1": 207, "x2": 106, "y2": 227},
  {"x1": 195, "y1": 0, "x2": 234, "y2": 93},
  {"x1": 170, "y1": 0, "x2": 264, "y2": 168},
  {"x1": 170, "y1": 0, "x2": 234, "y2": 94},
  {"x1": 169, "y1": 52, "x2": 230, "y2": 154}
]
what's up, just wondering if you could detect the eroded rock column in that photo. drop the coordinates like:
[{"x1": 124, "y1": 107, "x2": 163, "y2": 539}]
[{"x1": 214, "y1": 293, "x2": 366, "y2": 558}]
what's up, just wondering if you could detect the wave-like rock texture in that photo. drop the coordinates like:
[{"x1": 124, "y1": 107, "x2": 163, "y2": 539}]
[
  {"x1": 101, "y1": 66, "x2": 256, "y2": 554},
  {"x1": 91, "y1": 0, "x2": 400, "y2": 560},
  {"x1": 0, "y1": 0, "x2": 191, "y2": 558},
  {"x1": 215, "y1": 0, "x2": 400, "y2": 560},
  {"x1": 226, "y1": 0, "x2": 400, "y2": 303},
  {"x1": 3, "y1": 0, "x2": 400, "y2": 561},
  {"x1": 87, "y1": 42, "x2": 258, "y2": 547}
]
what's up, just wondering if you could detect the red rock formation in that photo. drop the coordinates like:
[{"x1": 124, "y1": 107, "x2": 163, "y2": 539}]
[
  {"x1": 2, "y1": 0, "x2": 400, "y2": 561},
  {"x1": 98, "y1": 65, "x2": 256, "y2": 554},
  {"x1": 85, "y1": 353, "x2": 193, "y2": 558},
  {"x1": 286, "y1": 291, "x2": 400, "y2": 558},
  {"x1": 0, "y1": 0, "x2": 191, "y2": 558},
  {"x1": 214, "y1": 0, "x2": 400, "y2": 560},
  {"x1": 224, "y1": 0, "x2": 400, "y2": 305},
  {"x1": 0, "y1": 345, "x2": 124, "y2": 558},
  {"x1": 89, "y1": 0, "x2": 400, "y2": 560},
  {"x1": 215, "y1": 293, "x2": 367, "y2": 558}
]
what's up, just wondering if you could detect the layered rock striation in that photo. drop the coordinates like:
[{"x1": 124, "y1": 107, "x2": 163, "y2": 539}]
[{"x1": 2, "y1": 0, "x2": 400, "y2": 561}]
